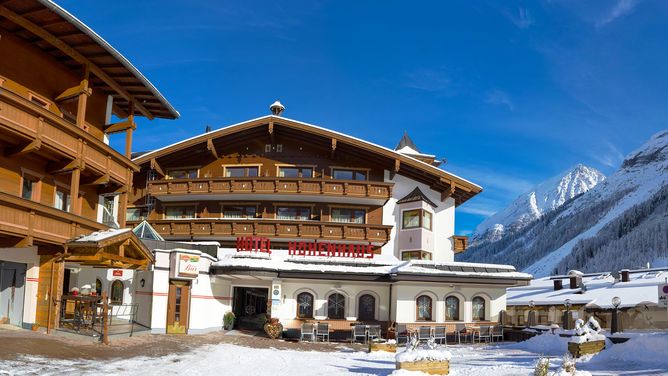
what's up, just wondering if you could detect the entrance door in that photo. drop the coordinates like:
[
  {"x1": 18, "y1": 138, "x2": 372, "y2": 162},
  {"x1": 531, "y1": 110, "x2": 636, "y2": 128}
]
[
  {"x1": 0, "y1": 261, "x2": 27, "y2": 327},
  {"x1": 166, "y1": 280, "x2": 190, "y2": 334},
  {"x1": 232, "y1": 287, "x2": 269, "y2": 330}
]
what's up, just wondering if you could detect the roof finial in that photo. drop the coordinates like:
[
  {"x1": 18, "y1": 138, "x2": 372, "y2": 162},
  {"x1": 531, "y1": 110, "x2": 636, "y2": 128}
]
[{"x1": 270, "y1": 100, "x2": 285, "y2": 116}]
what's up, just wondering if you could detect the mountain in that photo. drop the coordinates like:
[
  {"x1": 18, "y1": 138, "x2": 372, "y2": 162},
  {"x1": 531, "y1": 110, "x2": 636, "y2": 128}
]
[
  {"x1": 458, "y1": 130, "x2": 668, "y2": 277},
  {"x1": 471, "y1": 164, "x2": 605, "y2": 246}
]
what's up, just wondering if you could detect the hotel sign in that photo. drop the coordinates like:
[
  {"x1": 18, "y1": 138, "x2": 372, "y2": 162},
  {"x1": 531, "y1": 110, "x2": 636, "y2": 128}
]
[
  {"x1": 176, "y1": 253, "x2": 200, "y2": 278},
  {"x1": 659, "y1": 284, "x2": 668, "y2": 308},
  {"x1": 235, "y1": 237, "x2": 375, "y2": 259},
  {"x1": 236, "y1": 236, "x2": 271, "y2": 254}
]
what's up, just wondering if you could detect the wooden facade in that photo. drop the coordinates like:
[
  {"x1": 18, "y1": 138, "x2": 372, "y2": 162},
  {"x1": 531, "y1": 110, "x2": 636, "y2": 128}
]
[{"x1": 0, "y1": 0, "x2": 176, "y2": 330}]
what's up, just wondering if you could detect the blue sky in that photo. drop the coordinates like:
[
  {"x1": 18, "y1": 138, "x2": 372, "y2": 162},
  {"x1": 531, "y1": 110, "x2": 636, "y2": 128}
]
[{"x1": 60, "y1": 0, "x2": 668, "y2": 235}]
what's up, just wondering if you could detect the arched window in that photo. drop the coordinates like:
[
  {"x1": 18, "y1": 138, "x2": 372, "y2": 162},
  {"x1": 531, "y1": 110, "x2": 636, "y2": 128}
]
[
  {"x1": 445, "y1": 296, "x2": 460, "y2": 321},
  {"x1": 296, "y1": 292, "x2": 314, "y2": 319},
  {"x1": 416, "y1": 295, "x2": 432, "y2": 321},
  {"x1": 110, "y1": 280, "x2": 124, "y2": 305},
  {"x1": 472, "y1": 296, "x2": 486, "y2": 321},
  {"x1": 327, "y1": 293, "x2": 346, "y2": 319},
  {"x1": 95, "y1": 278, "x2": 102, "y2": 296},
  {"x1": 358, "y1": 294, "x2": 375, "y2": 321}
]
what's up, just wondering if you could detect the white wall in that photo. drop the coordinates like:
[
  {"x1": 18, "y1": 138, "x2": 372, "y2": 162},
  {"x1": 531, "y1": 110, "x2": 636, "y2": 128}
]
[
  {"x1": 0, "y1": 246, "x2": 39, "y2": 327},
  {"x1": 383, "y1": 172, "x2": 456, "y2": 262}
]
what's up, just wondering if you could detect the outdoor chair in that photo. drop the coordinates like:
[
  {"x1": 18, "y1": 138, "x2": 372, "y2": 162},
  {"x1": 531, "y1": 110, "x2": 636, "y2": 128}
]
[
  {"x1": 396, "y1": 323, "x2": 408, "y2": 344},
  {"x1": 367, "y1": 325, "x2": 381, "y2": 342},
  {"x1": 476, "y1": 325, "x2": 492, "y2": 343},
  {"x1": 433, "y1": 326, "x2": 447, "y2": 344},
  {"x1": 418, "y1": 326, "x2": 432, "y2": 342},
  {"x1": 456, "y1": 324, "x2": 472, "y2": 344},
  {"x1": 491, "y1": 325, "x2": 503, "y2": 342},
  {"x1": 316, "y1": 322, "x2": 330, "y2": 342},
  {"x1": 300, "y1": 322, "x2": 315, "y2": 342},
  {"x1": 352, "y1": 324, "x2": 367, "y2": 343}
]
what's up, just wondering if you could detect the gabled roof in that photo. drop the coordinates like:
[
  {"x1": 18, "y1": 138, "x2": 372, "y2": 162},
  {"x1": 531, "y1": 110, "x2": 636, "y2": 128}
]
[
  {"x1": 133, "y1": 220, "x2": 165, "y2": 241},
  {"x1": 0, "y1": 0, "x2": 179, "y2": 119},
  {"x1": 65, "y1": 228, "x2": 154, "y2": 269},
  {"x1": 133, "y1": 115, "x2": 482, "y2": 205},
  {"x1": 397, "y1": 187, "x2": 438, "y2": 207},
  {"x1": 395, "y1": 132, "x2": 421, "y2": 154}
]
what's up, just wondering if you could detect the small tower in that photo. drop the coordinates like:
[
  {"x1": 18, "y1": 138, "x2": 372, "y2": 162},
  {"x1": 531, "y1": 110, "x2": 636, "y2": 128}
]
[{"x1": 270, "y1": 100, "x2": 285, "y2": 116}]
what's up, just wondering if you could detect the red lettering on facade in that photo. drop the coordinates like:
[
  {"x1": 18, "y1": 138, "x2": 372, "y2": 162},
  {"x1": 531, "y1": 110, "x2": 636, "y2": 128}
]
[
  {"x1": 237, "y1": 237, "x2": 375, "y2": 258},
  {"x1": 236, "y1": 236, "x2": 272, "y2": 254}
]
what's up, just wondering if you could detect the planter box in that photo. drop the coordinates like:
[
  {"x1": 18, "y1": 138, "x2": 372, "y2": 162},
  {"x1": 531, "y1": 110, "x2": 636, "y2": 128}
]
[
  {"x1": 568, "y1": 340, "x2": 605, "y2": 358},
  {"x1": 368, "y1": 342, "x2": 396, "y2": 353},
  {"x1": 396, "y1": 360, "x2": 449, "y2": 375}
]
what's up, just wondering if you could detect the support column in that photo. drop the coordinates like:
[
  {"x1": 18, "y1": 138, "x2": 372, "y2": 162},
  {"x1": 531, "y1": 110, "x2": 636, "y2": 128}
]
[
  {"x1": 125, "y1": 125, "x2": 133, "y2": 159},
  {"x1": 76, "y1": 65, "x2": 90, "y2": 129},
  {"x1": 70, "y1": 167, "x2": 81, "y2": 216}
]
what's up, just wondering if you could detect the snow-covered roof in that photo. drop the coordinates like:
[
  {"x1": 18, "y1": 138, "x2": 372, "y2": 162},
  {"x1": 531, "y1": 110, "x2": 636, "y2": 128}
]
[
  {"x1": 212, "y1": 250, "x2": 532, "y2": 281},
  {"x1": 68, "y1": 228, "x2": 132, "y2": 243},
  {"x1": 507, "y1": 267, "x2": 668, "y2": 309}
]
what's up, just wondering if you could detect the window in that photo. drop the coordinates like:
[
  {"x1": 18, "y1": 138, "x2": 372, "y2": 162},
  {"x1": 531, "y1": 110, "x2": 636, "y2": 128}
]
[
  {"x1": 277, "y1": 206, "x2": 310, "y2": 221},
  {"x1": 101, "y1": 195, "x2": 117, "y2": 225},
  {"x1": 331, "y1": 208, "x2": 365, "y2": 224},
  {"x1": 126, "y1": 207, "x2": 147, "y2": 221},
  {"x1": 416, "y1": 295, "x2": 432, "y2": 321},
  {"x1": 296, "y1": 292, "x2": 314, "y2": 319},
  {"x1": 332, "y1": 169, "x2": 367, "y2": 181},
  {"x1": 472, "y1": 296, "x2": 486, "y2": 321},
  {"x1": 54, "y1": 187, "x2": 70, "y2": 212},
  {"x1": 95, "y1": 279, "x2": 102, "y2": 296},
  {"x1": 402, "y1": 209, "x2": 432, "y2": 230},
  {"x1": 358, "y1": 294, "x2": 375, "y2": 321},
  {"x1": 110, "y1": 280, "x2": 124, "y2": 305},
  {"x1": 327, "y1": 293, "x2": 345, "y2": 319},
  {"x1": 165, "y1": 206, "x2": 196, "y2": 219},
  {"x1": 445, "y1": 296, "x2": 460, "y2": 321},
  {"x1": 21, "y1": 174, "x2": 38, "y2": 200},
  {"x1": 278, "y1": 166, "x2": 313, "y2": 178},
  {"x1": 401, "y1": 251, "x2": 432, "y2": 261},
  {"x1": 223, "y1": 205, "x2": 257, "y2": 219},
  {"x1": 225, "y1": 166, "x2": 259, "y2": 177},
  {"x1": 166, "y1": 168, "x2": 198, "y2": 180}
]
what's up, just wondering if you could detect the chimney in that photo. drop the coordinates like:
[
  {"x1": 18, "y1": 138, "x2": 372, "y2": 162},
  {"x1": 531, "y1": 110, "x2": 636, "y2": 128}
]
[
  {"x1": 553, "y1": 279, "x2": 563, "y2": 291},
  {"x1": 269, "y1": 100, "x2": 285, "y2": 116},
  {"x1": 569, "y1": 275, "x2": 582, "y2": 289},
  {"x1": 205, "y1": 125, "x2": 212, "y2": 133},
  {"x1": 620, "y1": 269, "x2": 630, "y2": 282}
]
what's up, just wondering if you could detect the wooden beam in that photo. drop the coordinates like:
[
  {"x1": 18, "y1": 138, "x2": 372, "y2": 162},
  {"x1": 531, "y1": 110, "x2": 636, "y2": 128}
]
[
  {"x1": 5, "y1": 138, "x2": 41, "y2": 157},
  {"x1": 48, "y1": 158, "x2": 83, "y2": 175},
  {"x1": 81, "y1": 174, "x2": 110, "y2": 186},
  {"x1": 206, "y1": 138, "x2": 218, "y2": 159},
  {"x1": 0, "y1": 6, "x2": 154, "y2": 119},
  {"x1": 104, "y1": 117, "x2": 135, "y2": 134},
  {"x1": 70, "y1": 167, "x2": 81, "y2": 215},
  {"x1": 150, "y1": 158, "x2": 165, "y2": 177},
  {"x1": 55, "y1": 80, "x2": 92, "y2": 103},
  {"x1": 268, "y1": 121, "x2": 274, "y2": 134},
  {"x1": 75, "y1": 65, "x2": 90, "y2": 129},
  {"x1": 441, "y1": 184, "x2": 456, "y2": 202}
]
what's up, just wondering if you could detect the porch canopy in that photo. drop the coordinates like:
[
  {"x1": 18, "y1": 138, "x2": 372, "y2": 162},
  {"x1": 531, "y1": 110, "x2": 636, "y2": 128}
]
[{"x1": 64, "y1": 228, "x2": 154, "y2": 270}]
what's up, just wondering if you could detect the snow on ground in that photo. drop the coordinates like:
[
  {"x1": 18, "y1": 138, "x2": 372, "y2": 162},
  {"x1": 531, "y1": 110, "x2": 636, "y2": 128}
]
[{"x1": 2, "y1": 333, "x2": 668, "y2": 375}]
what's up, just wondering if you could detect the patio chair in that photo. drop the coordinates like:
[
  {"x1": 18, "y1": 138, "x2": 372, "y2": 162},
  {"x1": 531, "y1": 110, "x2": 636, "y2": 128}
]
[
  {"x1": 455, "y1": 324, "x2": 472, "y2": 344},
  {"x1": 476, "y1": 325, "x2": 492, "y2": 343},
  {"x1": 433, "y1": 326, "x2": 447, "y2": 344},
  {"x1": 367, "y1": 325, "x2": 381, "y2": 342},
  {"x1": 300, "y1": 322, "x2": 315, "y2": 342},
  {"x1": 418, "y1": 326, "x2": 432, "y2": 342},
  {"x1": 316, "y1": 322, "x2": 329, "y2": 342},
  {"x1": 491, "y1": 325, "x2": 503, "y2": 342},
  {"x1": 396, "y1": 323, "x2": 408, "y2": 344},
  {"x1": 352, "y1": 324, "x2": 367, "y2": 344}
]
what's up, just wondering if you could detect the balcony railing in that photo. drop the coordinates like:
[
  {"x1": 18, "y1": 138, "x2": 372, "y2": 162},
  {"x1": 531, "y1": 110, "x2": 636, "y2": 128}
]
[
  {"x1": 452, "y1": 235, "x2": 468, "y2": 253},
  {"x1": 0, "y1": 88, "x2": 137, "y2": 184},
  {"x1": 128, "y1": 218, "x2": 393, "y2": 243},
  {"x1": 147, "y1": 177, "x2": 393, "y2": 201},
  {"x1": 0, "y1": 192, "x2": 107, "y2": 246}
]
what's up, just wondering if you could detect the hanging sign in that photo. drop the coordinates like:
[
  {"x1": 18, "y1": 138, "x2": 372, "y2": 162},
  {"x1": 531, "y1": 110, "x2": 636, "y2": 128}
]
[
  {"x1": 288, "y1": 241, "x2": 374, "y2": 259},
  {"x1": 177, "y1": 253, "x2": 200, "y2": 277},
  {"x1": 112, "y1": 270, "x2": 123, "y2": 277}
]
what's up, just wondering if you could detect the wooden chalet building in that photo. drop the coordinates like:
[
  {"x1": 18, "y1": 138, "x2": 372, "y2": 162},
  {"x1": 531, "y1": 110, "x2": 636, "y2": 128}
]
[
  {"x1": 0, "y1": 0, "x2": 177, "y2": 330},
  {"x1": 128, "y1": 103, "x2": 532, "y2": 335}
]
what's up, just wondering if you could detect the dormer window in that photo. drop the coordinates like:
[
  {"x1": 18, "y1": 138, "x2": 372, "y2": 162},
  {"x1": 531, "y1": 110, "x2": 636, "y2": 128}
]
[
  {"x1": 166, "y1": 168, "x2": 198, "y2": 180},
  {"x1": 224, "y1": 165, "x2": 259, "y2": 177},
  {"x1": 332, "y1": 168, "x2": 367, "y2": 181},
  {"x1": 402, "y1": 209, "x2": 432, "y2": 230},
  {"x1": 278, "y1": 166, "x2": 313, "y2": 178}
]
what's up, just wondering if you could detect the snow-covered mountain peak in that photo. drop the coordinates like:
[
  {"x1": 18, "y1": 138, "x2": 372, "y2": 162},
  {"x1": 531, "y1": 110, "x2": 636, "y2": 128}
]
[{"x1": 471, "y1": 164, "x2": 605, "y2": 245}]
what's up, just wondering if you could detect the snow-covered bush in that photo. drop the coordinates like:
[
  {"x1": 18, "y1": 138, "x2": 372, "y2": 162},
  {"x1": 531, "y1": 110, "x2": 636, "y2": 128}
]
[
  {"x1": 534, "y1": 356, "x2": 550, "y2": 376},
  {"x1": 549, "y1": 353, "x2": 592, "y2": 376},
  {"x1": 570, "y1": 317, "x2": 605, "y2": 344}
]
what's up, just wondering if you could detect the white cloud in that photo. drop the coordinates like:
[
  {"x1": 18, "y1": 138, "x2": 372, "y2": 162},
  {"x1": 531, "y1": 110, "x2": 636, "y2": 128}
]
[
  {"x1": 484, "y1": 89, "x2": 515, "y2": 111},
  {"x1": 596, "y1": 0, "x2": 641, "y2": 27},
  {"x1": 458, "y1": 204, "x2": 497, "y2": 217},
  {"x1": 404, "y1": 67, "x2": 452, "y2": 92},
  {"x1": 505, "y1": 7, "x2": 535, "y2": 29},
  {"x1": 590, "y1": 141, "x2": 625, "y2": 169}
]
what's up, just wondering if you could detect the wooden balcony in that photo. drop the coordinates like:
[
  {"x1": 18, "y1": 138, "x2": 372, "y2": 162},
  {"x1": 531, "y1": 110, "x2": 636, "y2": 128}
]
[
  {"x1": 0, "y1": 192, "x2": 107, "y2": 247},
  {"x1": 452, "y1": 235, "x2": 468, "y2": 253},
  {"x1": 147, "y1": 177, "x2": 393, "y2": 204},
  {"x1": 130, "y1": 218, "x2": 393, "y2": 244},
  {"x1": 0, "y1": 88, "x2": 138, "y2": 185}
]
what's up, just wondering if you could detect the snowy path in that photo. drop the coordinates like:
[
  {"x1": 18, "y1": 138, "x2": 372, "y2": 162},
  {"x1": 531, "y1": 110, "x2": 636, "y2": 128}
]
[{"x1": 2, "y1": 334, "x2": 667, "y2": 376}]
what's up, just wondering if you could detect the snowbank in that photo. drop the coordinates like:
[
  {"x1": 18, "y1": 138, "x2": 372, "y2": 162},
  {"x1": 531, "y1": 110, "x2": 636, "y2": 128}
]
[
  {"x1": 395, "y1": 348, "x2": 452, "y2": 363},
  {"x1": 587, "y1": 332, "x2": 668, "y2": 367},
  {"x1": 507, "y1": 333, "x2": 570, "y2": 355}
]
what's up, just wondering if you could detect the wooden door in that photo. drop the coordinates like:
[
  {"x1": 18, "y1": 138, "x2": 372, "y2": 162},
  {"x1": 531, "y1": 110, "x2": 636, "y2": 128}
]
[{"x1": 166, "y1": 280, "x2": 190, "y2": 334}]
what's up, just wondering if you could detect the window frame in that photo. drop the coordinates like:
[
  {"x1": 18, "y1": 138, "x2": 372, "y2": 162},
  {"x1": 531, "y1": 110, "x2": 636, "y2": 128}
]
[
  {"x1": 327, "y1": 293, "x2": 346, "y2": 319},
  {"x1": 20, "y1": 170, "x2": 41, "y2": 201},
  {"x1": 221, "y1": 204, "x2": 258, "y2": 219},
  {"x1": 358, "y1": 294, "x2": 376, "y2": 321},
  {"x1": 164, "y1": 204, "x2": 197, "y2": 220},
  {"x1": 330, "y1": 207, "x2": 367, "y2": 224},
  {"x1": 223, "y1": 164, "x2": 261, "y2": 178},
  {"x1": 330, "y1": 167, "x2": 369, "y2": 181},
  {"x1": 296, "y1": 292, "x2": 314, "y2": 319},
  {"x1": 401, "y1": 250, "x2": 432, "y2": 261},
  {"x1": 276, "y1": 164, "x2": 316, "y2": 178},
  {"x1": 416, "y1": 295, "x2": 433, "y2": 321},
  {"x1": 276, "y1": 205, "x2": 312, "y2": 221},
  {"x1": 472, "y1": 296, "x2": 486, "y2": 321},
  {"x1": 401, "y1": 208, "x2": 433, "y2": 231},
  {"x1": 110, "y1": 280, "x2": 124, "y2": 305},
  {"x1": 445, "y1": 296, "x2": 460, "y2": 321},
  {"x1": 165, "y1": 166, "x2": 199, "y2": 180}
]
